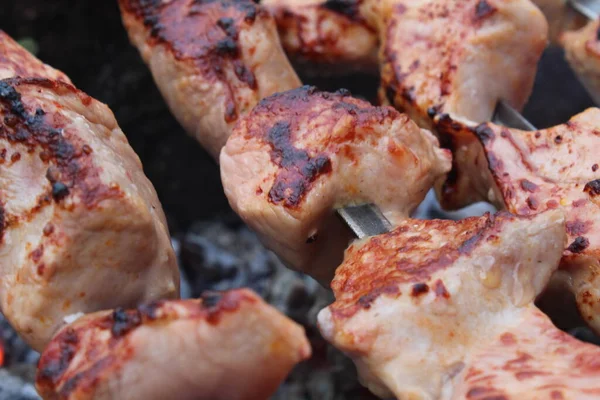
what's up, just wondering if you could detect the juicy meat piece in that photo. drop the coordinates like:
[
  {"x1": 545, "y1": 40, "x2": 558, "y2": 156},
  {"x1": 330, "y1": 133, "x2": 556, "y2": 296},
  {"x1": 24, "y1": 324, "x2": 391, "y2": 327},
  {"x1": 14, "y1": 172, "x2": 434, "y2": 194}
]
[
  {"x1": 118, "y1": 0, "x2": 301, "y2": 158},
  {"x1": 263, "y1": 0, "x2": 379, "y2": 74},
  {"x1": 220, "y1": 86, "x2": 451, "y2": 285},
  {"x1": 562, "y1": 20, "x2": 600, "y2": 105},
  {"x1": 36, "y1": 289, "x2": 311, "y2": 400},
  {"x1": 0, "y1": 32, "x2": 71, "y2": 82},
  {"x1": 452, "y1": 306, "x2": 600, "y2": 399},
  {"x1": 0, "y1": 35, "x2": 178, "y2": 351},
  {"x1": 533, "y1": 0, "x2": 587, "y2": 42},
  {"x1": 366, "y1": 0, "x2": 547, "y2": 130},
  {"x1": 437, "y1": 108, "x2": 600, "y2": 334},
  {"x1": 317, "y1": 211, "x2": 597, "y2": 399}
]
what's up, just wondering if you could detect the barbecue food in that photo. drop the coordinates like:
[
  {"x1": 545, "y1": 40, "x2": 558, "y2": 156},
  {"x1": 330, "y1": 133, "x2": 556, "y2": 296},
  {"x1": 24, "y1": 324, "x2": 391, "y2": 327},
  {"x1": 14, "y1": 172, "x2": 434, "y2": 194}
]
[
  {"x1": 263, "y1": 0, "x2": 379, "y2": 74},
  {"x1": 372, "y1": 0, "x2": 548, "y2": 130},
  {"x1": 317, "y1": 211, "x2": 600, "y2": 398},
  {"x1": 220, "y1": 86, "x2": 451, "y2": 285},
  {"x1": 437, "y1": 108, "x2": 600, "y2": 334},
  {"x1": 562, "y1": 19, "x2": 600, "y2": 104},
  {"x1": 36, "y1": 289, "x2": 311, "y2": 400},
  {"x1": 0, "y1": 32, "x2": 178, "y2": 351},
  {"x1": 263, "y1": 0, "x2": 547, "y2": 130},
  {"x1": 118, "y1": 0, "x2": 301, "y2": 159}
]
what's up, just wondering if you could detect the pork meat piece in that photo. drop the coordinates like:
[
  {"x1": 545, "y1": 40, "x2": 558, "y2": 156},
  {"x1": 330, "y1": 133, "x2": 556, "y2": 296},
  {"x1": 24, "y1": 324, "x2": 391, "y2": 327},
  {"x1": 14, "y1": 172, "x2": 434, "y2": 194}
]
[
  {"x1": 318, "y1": 211, "x2": 600, "y2": 399},
  {"x1": 0, "y1": 33, "x2": 178, "y2": 351},
  {"x1": 36, "y1": 289, "x2": 310, "y2": 400},
  {"x1": 562, "y1": 19, "x2": 600, "y2": 105},
  {"x1": 220, "y1": 86, "x2": 451, "y2": 285},
  {"x1": 437, "y1": 108, "x2": 600, "y2": 334},
  {"x1": 262, "y1": 0, "x2": 379, "y2": 74},
  {"x1": 367, "y1": 0, "x2": 548, "y2": 130},
  {"x1": 118, "y1": 0, "x2": 301, "y2": 159}
]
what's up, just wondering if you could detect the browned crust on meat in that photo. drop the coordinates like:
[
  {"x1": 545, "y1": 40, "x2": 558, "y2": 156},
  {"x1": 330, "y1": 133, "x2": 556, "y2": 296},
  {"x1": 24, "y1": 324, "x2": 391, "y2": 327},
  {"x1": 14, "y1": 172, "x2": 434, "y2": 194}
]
[
  {"x1": 267, "y1": 1, "x2": 377, "y2": 73},
  {"x1": 329, "y1": 212, "x2": 519, "y2": 318},
  {"x1": 119, "y1": 0, "x2": 267, "y2": 122},
  {"x1": 436, "y1": 110, "x2": 600, "y2": 265},
  {"x1": 0, "y1": 78, "x2": 123, "y2": 223},
  {"x1": 240, "y1": 85, "x2": 398, "y2": 208},
  {"x1": 36, "y1": 290, "x2": 256, "y2": 398}
]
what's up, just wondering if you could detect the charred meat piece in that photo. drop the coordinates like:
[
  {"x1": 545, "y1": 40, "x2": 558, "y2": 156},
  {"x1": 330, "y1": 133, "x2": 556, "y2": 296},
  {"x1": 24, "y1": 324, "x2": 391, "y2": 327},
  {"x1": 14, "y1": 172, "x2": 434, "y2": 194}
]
[
  {"x1": 562, "y1": 19, "x2": 600, "y2": 104},
  {"x1": 437, "y1": 108, "x2": 600, "y2": 334},
  {"x1": 118, "y1": 0, "x2": 301, "y2": 159},
  {"x1": 368, "y1": 0, "x2": 547, "y2": 130},
  {"x1": 317, "y1": 211, "x2": 600, "y2": 399},
  {"x1": 220, "y1": 86, "x2": 451, "y2": 285},
  {"x1": 0, "y1": 33, "x2": 178, "y2": 351},
  {"x1": 36, "y1": 289, "x2": 311, "y2": 400},
  {"x1": 263, "y1": 0, "x2": 379, "y2": 74}
]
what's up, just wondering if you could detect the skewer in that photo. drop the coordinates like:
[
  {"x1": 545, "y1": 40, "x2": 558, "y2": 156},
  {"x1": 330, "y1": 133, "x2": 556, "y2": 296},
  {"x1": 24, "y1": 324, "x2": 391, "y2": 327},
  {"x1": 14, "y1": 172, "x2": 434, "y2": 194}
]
[{"x1": 337, "y1": 100, "x2": 536, "y2": 239}]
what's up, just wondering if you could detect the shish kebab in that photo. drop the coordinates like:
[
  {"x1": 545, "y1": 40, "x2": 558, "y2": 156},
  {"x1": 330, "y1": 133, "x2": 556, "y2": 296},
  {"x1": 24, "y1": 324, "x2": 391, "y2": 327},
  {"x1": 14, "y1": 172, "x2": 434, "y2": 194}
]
[
  {"x1": 115, "y1": 0, "x2": 596, "y2": 397},
  {"x1": 118, "y1": 0, "x2": 548, "y2": 285},
  {"x1": 116, "y1": 0, "x2": 600, "y2": 343},
  {"x1": 0, "y1": 32, "x2": 310, "y2": 400},
  {"x1": 85, "y1": 1, "x2": 593, "y2": 397}
]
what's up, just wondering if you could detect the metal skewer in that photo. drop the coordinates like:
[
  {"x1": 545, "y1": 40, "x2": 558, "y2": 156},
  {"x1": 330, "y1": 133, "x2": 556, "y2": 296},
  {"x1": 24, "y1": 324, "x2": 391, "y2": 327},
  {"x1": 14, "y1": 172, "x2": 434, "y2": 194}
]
[{"x1": 336, "y1": 100, "x2": 536, "y2": 239}]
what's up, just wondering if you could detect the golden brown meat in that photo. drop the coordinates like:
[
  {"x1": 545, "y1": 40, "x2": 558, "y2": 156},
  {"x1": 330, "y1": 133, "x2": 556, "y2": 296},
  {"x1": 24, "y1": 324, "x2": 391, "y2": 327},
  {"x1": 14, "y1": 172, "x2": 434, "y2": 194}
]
[
  {"x1": 318, "y1": 211, "x2": 600, "y2": 399},
  {"x1": 118, "y1": 0, "x2": 301, "y2": 159},
  {"x1": 36, "y1": 289, "x2": 311, "y2": 400},
  {"x1": 562, "y1": 19, "x2": 600, "y2": 105},
  {"x1": 0, "y1": 33, "x2": 178, "y2": 351},
  {"x1": 220, "y1": 86, "x2": 451, "y2": 285},
  {"x1": 262, "y1": 0, "x2": 379, "y2": 74},
  {"x1": 366, "y1": 0, "x2": 548, "y2": 130},
  {"x1": 437, "y1": 108, "x2": 600, "y2": 334}
]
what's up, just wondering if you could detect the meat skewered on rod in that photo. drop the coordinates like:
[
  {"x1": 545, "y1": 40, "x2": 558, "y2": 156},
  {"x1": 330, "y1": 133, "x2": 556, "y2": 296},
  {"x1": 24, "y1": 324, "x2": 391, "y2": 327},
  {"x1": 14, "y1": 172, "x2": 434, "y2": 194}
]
[
  {"x1": 35, "y1": 289, "x2": 310, "y2": 400},
  {"x1": 263, "y1": 0, "x2": 548, "y2": 132},
  {"x1": 220, "y1": 86, "x2": 451, "y2": 284},
  {"x1": 318, "y1": 210, "x2": 600, "y2": 399},
  {"x1": 433, "y1": 107, "x2": 600, "y2": 336},
  {"x1": 118, "y1": 0, "x2": 301, "y2": 159},
  {"x1": 338, "y1": 101, "x2": 533, "y2": 238},
  {"x1": 0, "y1": 31, "x2": 179, "y2": 351}
]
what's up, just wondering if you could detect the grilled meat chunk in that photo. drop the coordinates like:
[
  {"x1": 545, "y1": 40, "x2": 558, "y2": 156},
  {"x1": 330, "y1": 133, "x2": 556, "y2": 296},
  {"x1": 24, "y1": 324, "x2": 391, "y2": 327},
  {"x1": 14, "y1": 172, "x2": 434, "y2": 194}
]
[
  {"x1": 562, "y1": 19, "x2": 600, "y2": 104},
  {"x1": 0, "y1": 33, "x2": 178, "y2": 351},
  {"x1": 118, "y1": 0, "x2": 301, "y2": 159},
  {"x1": 220, "y1": 86, "x2": 451, "y2": 285},
  {"x1": 317, "y1": 211, "x2": 597, "y2": 399},
  {"x1": 437, "y1": 108, "x2": 600, "y2": 334},
  {"x1": 36, "y1": 289, "x2": 310, "y2": 400},
  {"x1": 368, "y1": 0, "x2": 547, "y2": 130},
  {"x1": 263, "y1": 0, "x2": 379, "y2": 74}
]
